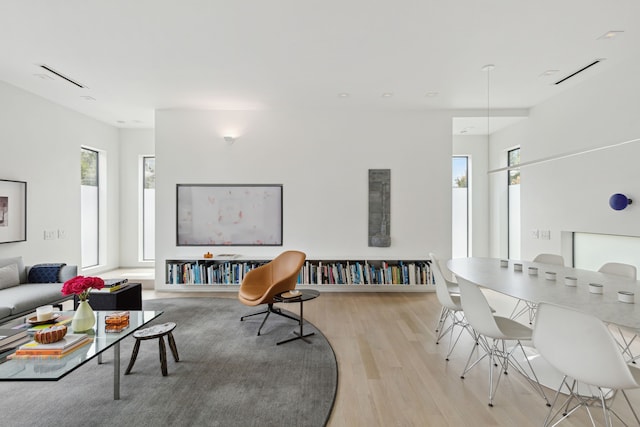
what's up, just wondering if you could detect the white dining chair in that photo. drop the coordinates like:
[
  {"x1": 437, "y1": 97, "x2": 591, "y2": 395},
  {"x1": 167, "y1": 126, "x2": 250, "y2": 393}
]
[
  {"x1": 457, "y1": 276, "x2": 549, "y2": 407},
  {"x1": 532, "y1": 302, "x2": 640, "y2": 426},
  {"x1": 599, "y1": 262, "x2": 637, "y2": 280},
  {"x1": 598, "y1": 262, "x2": 639, "y2": 363},
  {"x1": 430, "y1": 253, "x2": 469, "y2": 361},
  {"x1": 533, "y1": 253, "x2": 566, "y2": 266},
  {"x1": 510, "y1": 253, "x2": 566, "y2": 323},
  {"x1": 429, "y1": 253, "x2": 458, "y2": 333}
]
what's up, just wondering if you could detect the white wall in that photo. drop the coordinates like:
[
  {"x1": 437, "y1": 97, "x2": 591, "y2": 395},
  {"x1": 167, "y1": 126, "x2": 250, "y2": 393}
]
[
  {"x1": 489, "y1": 55, "x2": 640, "y2": 262},
  {"x1": 118, "y1": 129, "x2": 155, "y2": 267},
  {"x1": 453, "y1": 135, "x2": 489, "y2": 257},
  {"x1": 154, "y1": 109, "x2": 453, "y2": 286},
  {"x1": 0, "y1": 81, "x2": 121, "y2": 272}
]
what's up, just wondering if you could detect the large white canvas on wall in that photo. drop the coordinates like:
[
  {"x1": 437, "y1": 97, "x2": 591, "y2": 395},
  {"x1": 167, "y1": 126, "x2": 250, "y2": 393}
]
[{"x1": 176, "y1": 184, "x2": 283, "y2": 246}]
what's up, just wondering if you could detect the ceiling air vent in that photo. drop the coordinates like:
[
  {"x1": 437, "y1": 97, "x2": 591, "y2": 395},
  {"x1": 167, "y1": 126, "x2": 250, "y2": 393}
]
[
  {"x1": 554, "y1": 60, "x2": 602, "y2": 85},
  {"x1": 39, "y1": 64, "x2": 86, "y2": 88}
]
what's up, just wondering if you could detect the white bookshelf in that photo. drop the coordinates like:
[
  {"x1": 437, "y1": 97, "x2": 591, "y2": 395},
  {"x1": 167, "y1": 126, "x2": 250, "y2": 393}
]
[{"x1": 159, "y1": 257, "x2": 435, "y2": 293}]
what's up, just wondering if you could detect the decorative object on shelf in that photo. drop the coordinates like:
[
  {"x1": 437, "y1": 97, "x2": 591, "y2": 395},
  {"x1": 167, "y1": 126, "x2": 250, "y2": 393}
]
[
  {"x1": 0, "y1": 179, "x2": 27, "y2": 244},
  {"x1": 368, "y1": 169, "x2": 391, "y2": 247},
  {"x1": 609, "y1": 193, "x2": 632, "y2": 210},
  {"x1": 203, "y1": 251, "x2": 213, "y2": 258},
  {"x1": 62, "y1": 275, "x2": 105, "y2": 332}
]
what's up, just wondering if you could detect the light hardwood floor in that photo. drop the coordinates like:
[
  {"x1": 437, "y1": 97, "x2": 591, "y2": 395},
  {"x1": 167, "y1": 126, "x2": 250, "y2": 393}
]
[{"x1": 143, "y1": 290, "x2": 640, "y2": 426}]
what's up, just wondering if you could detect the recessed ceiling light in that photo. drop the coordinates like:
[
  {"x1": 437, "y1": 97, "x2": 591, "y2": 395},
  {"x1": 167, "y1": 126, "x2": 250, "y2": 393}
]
[
  {"x1": 381, "y1": 92, "x2": 393, "y2": 98},
  {"x1": 481, "y1": 64, "x2": 495, "y2": 72},
  {"x1": 539, "y1": 70, "x2": 559, "y2": 77},
  {"x1": 425, "y1": 92, "x2": 439, "y2": 97},
  {"x1": 33, "y1": 73, "x2": 54, "y2": 80},
  {"x1": 132, "y1": 120, "x2": 143, "y2": 124},
  {"x1": 80, "y1": 95, "x2": 96, "y2": 101},
  {"x1": 598, "y1": 30, "x2": 624, "y2": 40},
  {"x1": 338, "y1": 93, "x2": 350, "y2": 98},
  {"x1": 117, "y1": 120, "x2": 126, "y2": 124}
]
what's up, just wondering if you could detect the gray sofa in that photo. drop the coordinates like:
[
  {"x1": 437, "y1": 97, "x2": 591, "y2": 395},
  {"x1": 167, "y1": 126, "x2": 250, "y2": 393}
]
[{"x1": 0, "y1": 256, "x2": 77, "y2": 323}]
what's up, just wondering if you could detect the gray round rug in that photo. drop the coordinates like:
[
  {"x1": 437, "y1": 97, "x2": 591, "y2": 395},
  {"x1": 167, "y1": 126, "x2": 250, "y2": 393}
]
[{"x1": 0, "y1": 297, "x2": 337, "y2": 427}]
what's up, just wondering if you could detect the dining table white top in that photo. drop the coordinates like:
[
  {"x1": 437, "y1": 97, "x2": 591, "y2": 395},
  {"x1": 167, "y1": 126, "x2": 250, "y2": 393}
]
[{"x1": 447, "y1": 257, "x2": 640, "y2": 332}]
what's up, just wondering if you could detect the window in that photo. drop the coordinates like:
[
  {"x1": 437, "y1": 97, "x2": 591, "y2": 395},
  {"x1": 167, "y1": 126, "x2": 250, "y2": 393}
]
[
  {"x1": 452, "y1": 156, "x2": 469, "y2": 258},
  {"x1": 81, "y1": 148, "x2": 99, "y2": 268},
  {"x1": 508, "y1": 148, "x2": 521, "y2": 259},
  {"x1": 142, "y1": 156, "x2": 155, "y2": 260},
  {"x1": 508, "y1": 148, "x2": 520, "y2": 185}
]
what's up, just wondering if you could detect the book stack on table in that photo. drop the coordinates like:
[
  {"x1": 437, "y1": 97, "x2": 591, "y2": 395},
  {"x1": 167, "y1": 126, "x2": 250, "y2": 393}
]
[
  {"x1": 96, "y1": 278, "x2": 129, "y2": 293},
  {"x1": 8, "y1": 333, "x2": 92, "y2": 359},
  {"x1": 0, "y1": 328, "x2": 29, "y2": 354}
]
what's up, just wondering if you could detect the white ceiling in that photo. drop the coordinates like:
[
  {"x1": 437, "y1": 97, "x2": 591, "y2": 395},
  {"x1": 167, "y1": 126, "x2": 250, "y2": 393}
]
[{"x1": 1, "y1": 1, "x2": 638, "y2": 132}]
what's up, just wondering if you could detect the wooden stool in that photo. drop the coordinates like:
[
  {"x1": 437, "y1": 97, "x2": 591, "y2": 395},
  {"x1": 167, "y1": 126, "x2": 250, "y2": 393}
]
[{"x1": 125, "y1": 322, "x2": 179, "y2": 376}]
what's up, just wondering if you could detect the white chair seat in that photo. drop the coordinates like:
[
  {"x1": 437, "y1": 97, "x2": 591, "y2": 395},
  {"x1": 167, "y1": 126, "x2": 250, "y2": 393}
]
[
  {"x1": 630, "y1": 364, "x2": 640, "y2": 385},
  {"x1": 493, "y1": 316, "x2": 534, "y2": 340}
]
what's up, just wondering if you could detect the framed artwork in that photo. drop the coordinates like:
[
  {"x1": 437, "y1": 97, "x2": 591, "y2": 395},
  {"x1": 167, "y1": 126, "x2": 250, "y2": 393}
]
[
  {"x1": 368, "y1": 169, "x2": 390, "y2": 247},
  {"x1": 176, "y1": 184, "x2": 283, "y2": 246},
  {"x1": 0, "y1": 179, "x2": 27, "y2": 244}
]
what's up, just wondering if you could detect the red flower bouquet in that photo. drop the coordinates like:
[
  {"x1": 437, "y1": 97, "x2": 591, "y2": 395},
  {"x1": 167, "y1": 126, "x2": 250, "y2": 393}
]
[{"x1": 61, "y1": 276, "x2": 105, "y2": 301}]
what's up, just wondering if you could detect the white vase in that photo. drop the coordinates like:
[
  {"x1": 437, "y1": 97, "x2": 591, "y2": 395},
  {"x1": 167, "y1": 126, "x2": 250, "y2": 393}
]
[{"x1": 72, "y1": 300, "x2": 96, "y2": 332}]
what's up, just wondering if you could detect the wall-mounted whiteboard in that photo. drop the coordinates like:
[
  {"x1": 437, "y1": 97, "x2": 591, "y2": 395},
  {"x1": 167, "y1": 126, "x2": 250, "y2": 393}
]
[{"x1": 176, "y1": 184, "x2": 283, "y2": 246}]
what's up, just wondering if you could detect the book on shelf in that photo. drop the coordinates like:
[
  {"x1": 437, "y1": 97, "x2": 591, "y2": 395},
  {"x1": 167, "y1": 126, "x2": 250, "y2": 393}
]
[
  {"x1": 0, "y1": 328, "x2": 28, "y2": 348},
  {"x1": 12, "y1": 333, "x2": 92, "y2": 358}
]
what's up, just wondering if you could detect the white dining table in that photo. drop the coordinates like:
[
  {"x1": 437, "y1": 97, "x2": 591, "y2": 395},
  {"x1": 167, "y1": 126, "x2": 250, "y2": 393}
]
[{"x1": 447, "y1": 257, "x2": 640, "y2": 332}]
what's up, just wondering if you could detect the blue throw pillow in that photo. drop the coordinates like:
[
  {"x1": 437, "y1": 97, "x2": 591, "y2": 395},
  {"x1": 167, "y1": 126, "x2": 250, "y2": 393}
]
[{"x1": 28, "y1": 263, "x2": 66, "y2": 283}]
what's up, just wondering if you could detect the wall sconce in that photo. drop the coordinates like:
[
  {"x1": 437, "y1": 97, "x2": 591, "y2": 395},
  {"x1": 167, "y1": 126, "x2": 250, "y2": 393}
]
[
  {"x1": 223, "y1": 136, "x2": 236, "y2": 144},
  {"x1": 609, "y1": 193, "x2": 632, "y2": 211}
]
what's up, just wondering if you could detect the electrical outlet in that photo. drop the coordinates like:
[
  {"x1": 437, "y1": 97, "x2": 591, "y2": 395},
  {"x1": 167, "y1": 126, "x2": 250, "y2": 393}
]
[
  {"x1": 540, "y1": 230, "x2": 551, "y2": 240},
  {"x1": 57, "y1": 229, "x2": 66, "y2": 239},
  {"x1": 530, "y1": 229, "x2": 539, "y2": 239},
  {"x1": 43, "y1": 230, "x2": 56, "y2": 240}
]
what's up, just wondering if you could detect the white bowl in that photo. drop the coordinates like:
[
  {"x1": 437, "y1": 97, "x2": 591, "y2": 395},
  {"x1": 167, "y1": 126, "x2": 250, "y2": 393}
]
[
  {"x1": 513, "y1": 263, "x2": 523, "y2": 272},
  {"x1": 618, "y1": 291, "x2": 634, "y2": 303},
  {"x1": 528, "y1": 267, "x2": 538, "y2": 276},
  {"x1": 544, "y1": 272, "x2": 556, "y2": 281},
  {"x1": 589, "y1": 283, "x2": 604, "y2": 294},
  {"x1": 564, "y1": 277, "x2": 577, "y2": 287}
]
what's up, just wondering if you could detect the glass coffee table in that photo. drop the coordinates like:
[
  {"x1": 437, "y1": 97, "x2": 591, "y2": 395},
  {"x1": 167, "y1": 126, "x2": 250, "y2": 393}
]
[
  {"x1": 274, "y1": 289, "x2": 320, "y2": 345},
  {"x1": 0, "y1": 310, "x2": 162, "y2": 399}
]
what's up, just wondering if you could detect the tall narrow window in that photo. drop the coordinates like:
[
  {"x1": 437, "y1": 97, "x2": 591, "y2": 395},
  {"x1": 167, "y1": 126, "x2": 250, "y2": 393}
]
[
  {"x1": 142, "y1": 156, "x2": 155, "y2": 260},
  {"x1": 452, "y1": 156, "x2": 469, "y2": 258},
  {"x1": 81, "y1": 148, "x2": 99, "y2": 268},
  {"x1": 508, "y1": 148, "x2": 521, "y2": 259}
]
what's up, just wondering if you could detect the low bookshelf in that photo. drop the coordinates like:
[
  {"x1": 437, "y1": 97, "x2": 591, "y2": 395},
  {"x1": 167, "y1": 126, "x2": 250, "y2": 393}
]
[{"x1": 160, "y1": 257, "x2": 434, "y2": 293}]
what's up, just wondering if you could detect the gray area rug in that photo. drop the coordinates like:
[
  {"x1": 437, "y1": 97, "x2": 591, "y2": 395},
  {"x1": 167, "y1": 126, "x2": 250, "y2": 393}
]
[{"x1": 0, "y1": 298, "x2": 337, "y2": 427}]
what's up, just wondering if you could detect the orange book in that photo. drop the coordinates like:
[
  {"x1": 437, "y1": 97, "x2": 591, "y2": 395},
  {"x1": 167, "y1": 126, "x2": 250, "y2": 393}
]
[
  {"x1": 14, "y1": 334, "x2": 92, "y2": 356},
  {"x1": 9, "y1": 338, "x2": 91, "y2": 359}
]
